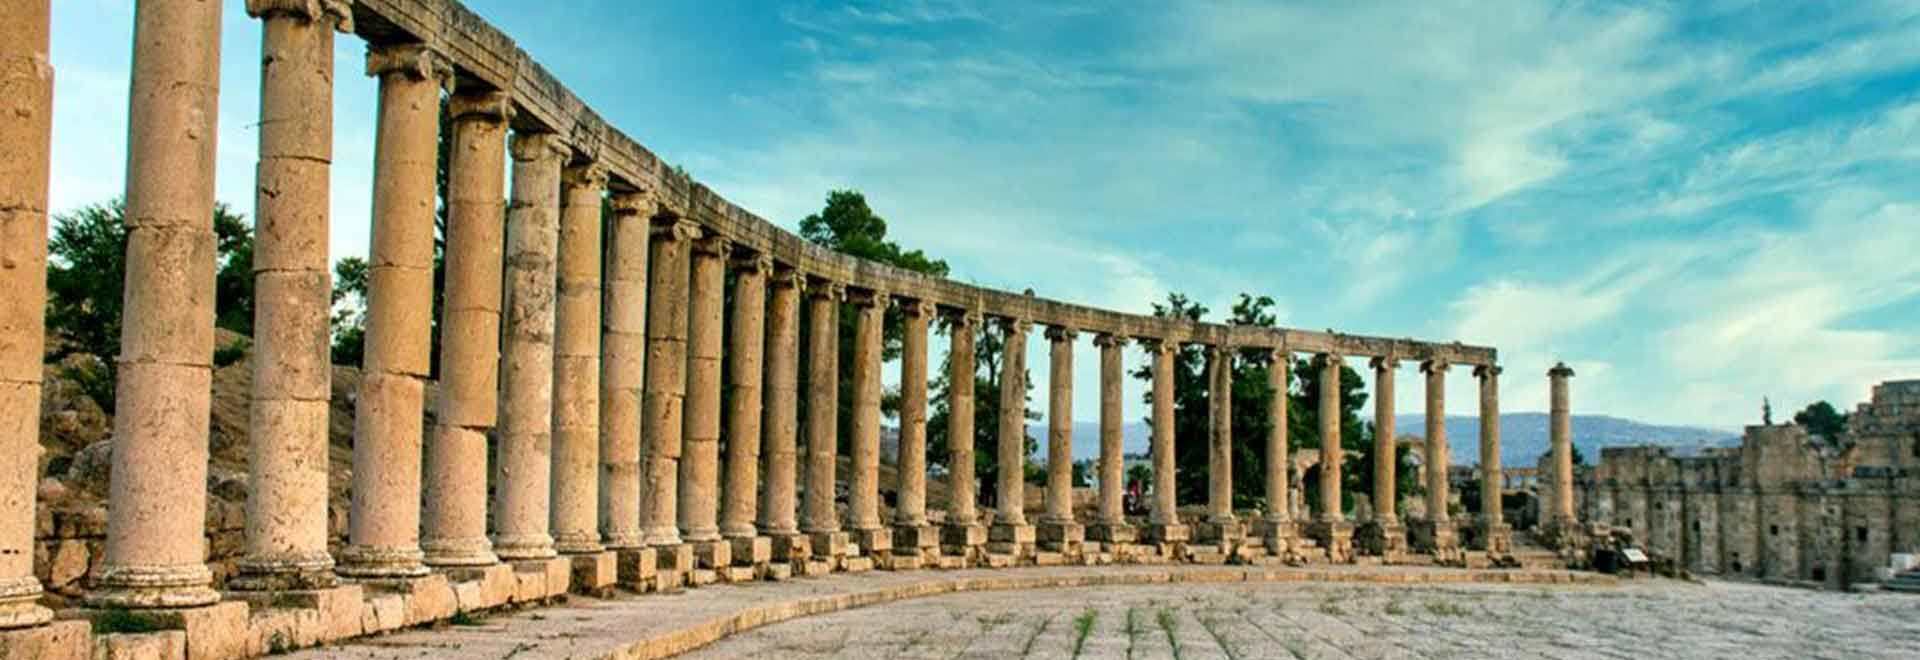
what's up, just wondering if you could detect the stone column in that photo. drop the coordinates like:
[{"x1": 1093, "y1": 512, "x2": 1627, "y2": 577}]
[
  {"x1": 90, "y1": 0, "x2": 226, "y2": 609},
  {"x1": 802, "y1": 280, "x2": 847, "y2": 559},
  {"x1": 1143, "y1": 340, "x2": 1187, "y2": 543},
  {"x1": 642, "y1": 218, "x2": 699, "y2": 549},
  {"x1": 598, "y1": 192, "x2": 651, "y2": 550},
  {"x1": 338, "y1": 41, "x2": 447, "y2": 581},
  {"x1": 1257, "y1": 349, "x2": 1292, "y2": 554},
  {"x1": 1038, "y1": 325, "x2": 1082, "y2": 551},
  {"x1": 760, "y1": 268, "x2": 808, "y2": 562},
  {"x1": 0, "y1": 0, "x2": 54, "y2": 627},
  {"x1": 846, "y1": 288, "x2": 891, "y2": 559},
  {"x1": 551, "y1": 163, "x2": 605, "y2": 556},
  {"x1": 721, "y1": 252, "x2": 771, "y2": 565},
  {"x1": 493, "y1": 131, "x2": 566, "y2": 562},
  {"x1": 1306, "y1": 353, "x2": 1352, "y2": 562},
  {"x1": 1087, "y1": 334, "x2": 1133, "y2": 544},
  {"x1": 1358, "y1": 356, "x2": 1404, "y2": 559},
  {"x1": 1415, "y1": 359, "x2": 1457, "y2": 557},
  {"x1": 892, "y1": 300, "x2": 938, "y2": 560},
  {"x1": 423, "y1": 90, "x2": 511, "y2": 568},
  {"x1": 1550, "y1": 363, "x2": 1577, "y2": 523},
  {"x1": 680, "y1": 235, "x2": 729, "y2": 568},
  {"x1": 1473, "y1": 365, "x2": 1510, "y2": 552},
  {"x1": 1200, "y1": 345, "x2": 1238, "y2": 543},
  {"x1": 940, "y1": 311, "x2": 986, "y2": 554},
  {"x1": 989, "y1": 318, "x2": 1034, "y2": 553},
  {"x1": 233, "y1": 0, "x2": 352, "y2": 593}
]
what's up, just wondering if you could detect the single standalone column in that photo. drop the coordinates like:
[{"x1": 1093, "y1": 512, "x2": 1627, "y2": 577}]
[
  {"x1": 1143, "y1": 339, "x2": 1187, "y2": 543},
  {"x1": 721, "y1": 253, "x2": 772, "y2": 567},
  {"x1": 802, "y1": 281, "x2": 847, "y2": 560},
  {"x1": 598, "y1": 192, "x2": 651, "y2": 550},
  {"x1": 1038, "y1": 325, "x2": 1082, "y2": 551},
  {"x1": 1473, "y1": 365, "x2": 1510, "y2": 552},
  {"x1": 1087, "y1": 334, "x2": 1133, "y2": 544},
  {"x1": 551, "y1": 164, "x2": 606, "y2": 556},
  {"x1": 1307, "y1": 354, "x2": 1352, "y2": 562},
  {"x1": 1416, "y1": 359, "x2": 1458, "y2": 557},
  {"x1": 641, "y1": 218, "x2": 699, "y2": 548},
  {"x1": 680, "y1": 235, "x2": 729, "y2": 568},
  {"x1": 989, "y1": 318, "x2": 1034, "y2": 553},
  {"x1": 91, "y1": 0, "x2": 225, "y2": 608},
  {"x1": 1550, "y1": 363, "x2": 1578, "y2": 524},
  {"x1": 0, "y1": 0, "x2": 55, "y2": 627},
  {"x1": 423, "y1": 90, "x2": 511, "y2": 568},
  {"x1": 1200, "y1": 345, "x2": 1238, "y2": 543},
  {"x1": 1257, "y1": 349, "x2": 1292, "y2": 554},
  {"x1": 759, "y1": 268, "x2": 808, "y2": 562},
  {"x1": 339, "y1": 42, "x2": 447, "y2": 581},
  {"x1": 846, "y1": 288, "x2": 891, "y2": 559},
  {"x1": 940, "y1": 311, "x2": 986, "y2": 554},
  {"x1": 892, "y1": 300, "x2": 938, "y2": 560},
  {"x1": 493, "y1": 131, "x2": 566, "y2": 562},
  {"x1": 234, "y1": 0, "x2": 351, "y2": 593},
  {"x1": 1358, "y1": 356, "x2": 1405, "y2": 559}
]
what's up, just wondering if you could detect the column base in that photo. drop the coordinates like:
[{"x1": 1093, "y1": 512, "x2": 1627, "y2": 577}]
[
  {"x1": 1356, "y1": 520, "x2": 1408, "y2": 560},
  {"x1": 1143, "y1": 522, "x2": 1189, "y2": 544},
  {"x1": 768, "y1": 533, "x2": 812, "y2": 562},
  {"x1": 0, "y1": 577, "x2": 52, "y2": 629},
  {"x1": 88, "y1": 563, "x2": 222, "y2": 609},
  {"x1": 553, "y1": 531, "x2": 604, "y2": 556},
  {"x1": 422, "y1": 536, "x2": 499, "y2": 568},
  {"x1": 1410, "y1": 519, "x2": 1464, "y2": 564},
  {"x1": 987, "y1": 522, "x2": 1035, "y2": 558},
  {"x1": 850, "y1": 527, "x2": 893, "y2": 558},
  {"x1": 941, "y1": 523, "x2": 986, "y2": 559},
  {"x1": 1036, "y1": 520, "x2": 1084, "y2": 552},
  {"x1": 336, "y1": 545, "x2": 431, "y2": 582},
  {"x1": 1087, "y1": 522, "x2": 1136, "y2": 544},
  {"x1": 728, "y1": 536, "x2": 773, "y2": 568},
  {"x1": 893, "y1": 524, "x2": 940, "y2": 555},
  {"x1": 1195, "y1": 518, "x2": 1243, "y2": 544},
  {"x1": 1539, "y1": 518, "x2": 1591, "y2": 553},
  {"x1": 567, "y1": 551, "x2": 617, "y2": 595},
  {"x1": 809, "y1": 531, "x2": 850, "y2": 562},
  {"x1": 1255, "y1": 518, "x2": 1296, "y2": 557},
  {"x1": 690, "y1": 540, "x2": 732, "y2": 570},
  {"x1": 230, "y1": 551, "x2": 339, "y2": 592},
  {"x1": 1305, "y1": 519, "x2": 1355, "y2": 564},
  {"x1": 492, "y1": 533, "x2": 558, "y2": 561},
  {"x1": 1472, "y1": 521, "x2": 1513, "y2": 553}
]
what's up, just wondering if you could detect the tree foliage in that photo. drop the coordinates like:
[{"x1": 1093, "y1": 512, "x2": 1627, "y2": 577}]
[
  {"x1": 1793, "y1": 401, "x2": 1850, "y2": 447},
  {"x1": 926, "y1": 317, "x2": 1039, "y2": 510}
]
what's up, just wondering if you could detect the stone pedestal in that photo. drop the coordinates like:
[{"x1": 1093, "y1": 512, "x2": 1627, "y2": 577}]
[
  {"x1": 851, "y1": 528, "x2": 893, "y2": 559},
  {"x1": 893, "y1": 524, "x2": 940, "y2": 559},
  {"x1": 689, "y1": 539, "x2": 732, "y2": 571},
  {"x1": 769, "y1": 533, "x2": 812, "y2": 563},
  {"x1": 729, "y1": 536, "x2": 772, "y2": 568},
  {"x1": 568, "y1": 551, "x2": 616, "y2": 595},
  {"x1": 1357, "y1": 520, "x2": 1408, "y2": 560},
  {"x1": 1307, "y1": 520, "x2": 1355, "y2": 564},
  {"x1": 941, "y1": 523, "x2": 986, "y2": 559},
  {"x1": 1540, "y1": 518, "x2": 1590, "y2": 553},
  {"x1": 1473, "y1": 521, "x2": 1513, "y2": 554},
  {"x1": 1088, "y1": 522, "x2": 1137, "y2": 544},
  {"x1": 1037, "y1": 521, "x2": 1085, "y2": 552},
  {"x1": 1144, "y1": 522, "x2": 1190, "y2": 545},
  {"x1": 1196, "y1": 518, "x2": 1243, "y2": 545},
  {"x1": 988, "y1": 523, "x2": 1035, "y2": 558},
  {"x1": 614, "y1": 547, "x2": 657, "y2": 592},
  {"x1": 1256, "y1": 519, "x2": 1296, "y2": 557},
  {"x1": 810, "y1": 532, "x2": 850, "y2": 564},
  {"x1": 1411, "y1": 519, "x2": 1463, "y2": 564},
  {"x1": 0, "y1": 620, "x2": 88, "y2": 659}
]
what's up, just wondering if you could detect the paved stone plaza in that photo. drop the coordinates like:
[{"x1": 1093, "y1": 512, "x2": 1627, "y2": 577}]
[{"x1": 687, "y1": 580, "x2": 1920, "y2": 660}]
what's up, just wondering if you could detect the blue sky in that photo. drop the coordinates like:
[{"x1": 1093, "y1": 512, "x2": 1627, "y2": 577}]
[{"x1": 45, "y1": 0, "x2": 1920, "y2": 431}]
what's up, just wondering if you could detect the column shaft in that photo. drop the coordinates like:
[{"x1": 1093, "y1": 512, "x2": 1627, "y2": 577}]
[
  {"x1": 1369, "y1": 358, "x2": 1397, "y2": 525},
  {"x1": 1206, "y1": 346, "x2": 1233, "y2": 524},
  {"x1": 1043, "y1": 326, "x2": 1076, "y2": 524},
  {"x1": 757, "y1": 270, "x2": 803, "y2": 536},
  {"x1": 801, "y1": 282, "x2": 844, "y2": 534},
  {"x1": 1550, "y1": 363, "x2": 1577, "y2": 522},
  {"x1": 340, "y1": 42, "x2": 446, "y2": 580},
  {"x1": 1316, "y1": 354, "x2": 1344, "y2": 522},
  {"x1": 550, "y1": 164, "x2": 606, "y2": 555},
  {"x1": 847, "y1": 289, "x2": 886, "y2": 533},
  {"x1": 423, "y1": 91, "x2": 510, "y2": 567},
  {"x1": 1149, "y1": 341, "x2": 1178, "y2": 526},
  {"x1": 995, "y1": 319, "x2": 1031, "y2": 527},
  {"x1": 641, "y1": 219, "x2": 698, "y2": 547},
  {"x1": 679, "y1": 236, "x2": 729, "y2": 543},
  {"x1": 1094, "y1": 335, "x2": 1127, "y2": 528},
  {"x1": 1422, "y1": 360, "x2": 1450, "y2": 523},
  {"x1": 0, "y1": 0, "x2": 54, "y2": 626},
  {"x1": 598, "y1": 193, "x2": 650, "y2": 549},
  {"x1": 944, "y1": 313, "x2": 981, "y2": 526},
  {"x1": 1264, "y1": 351, "x2": 1289, "y2": 523},
  {"x1": 493, "y1": 131, "x2": 566, "y2": 561},
  {"x1": 1476, "y1": 366, "x2": 1504, "y2": 528},
  {"x1": 720, "y1": 254, "x2": 771, "y2": 539},
  {"x1": 894, "y1": 302, "x2": 934, "y2": 527},
  {"x1": 92, "y1": 0, "x2": 225, "y2": 608}
]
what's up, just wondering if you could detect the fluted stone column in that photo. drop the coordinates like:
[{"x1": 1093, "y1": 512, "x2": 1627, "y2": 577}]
[
  {"x1": 598, "y1": 193, "x2": 650, "y2": 551},
  {"x1": 1416, "y1": 359, "x2": 1457, "y2": 557},
  {"x1": 893, "y1": 300, "x2": 938, "y2": 560},
  {"x1": 423, "y1": 90, "x2": 511, "y2": 568},
  {"x1": 1037, "y1": 326, "x2": 1081, "y2": 551},
  {"x1": 233, "y1": 0, "x2": 352, "y2": 593},
  {"x1": 339, "y1": 41, "x2": 447, "y2": 581},
  {"x1": 1087, "y1": 334, "x2": 1133, "y2": 544},
  {"x1": 90, "y1": 0, "x2": 226, "y2": 608},
  {"x1": 0, "y1": 0, "x2": 55, "y2": 627},
  {"x1": 1358, "y1": 356, "x2": 1405, "y2": 559},
  {"x1": 551, "y1": 164, "x2": 606, "y2": 557},
  {"x1": 989, "y1": 318, "x2": 1034, "y2": 553},
  {"x1": 847, "y1": 288, "x2": 891, "y2": 559},
  {"x1": 1306, "y1": 354, "x2": 1352, "y2": 562},
  {"x1": 721, "y1": 252, "x2": 772, "y2": 566},
  {"x1": 802, "y1": 280, "x2": 847, "y2": 559},
  {"x1": 760, "y1": 268, "x2": 809, "y2": 562},
  {"x1": 1200, "y1": 345, "x2": 1238, "y2": 543},
  {"x1": 642, "y1": 218, "x2": 698, "y2": 549},
  {"x1": 1473, "y1": 365, "x2": 1510, "y2": 552},
  {"x1": 492, "y1": 131, "x2": 566, "y2": 562},
  {"x1": 681, "y1": 235, "x2": 729, "y2": 568},
  {"x1": 1257, "y1": 349, "x2": 1293, "y2": 554},
  {"x1": 940, "y1": 311, "x2": 986, "y2": 554},
  {"x1": 1550, "y1": 363, "x2": 1577, "y2": 523},
  {"x1": 1143, "y1": 340, "x2": 1187, "y2": 543}
]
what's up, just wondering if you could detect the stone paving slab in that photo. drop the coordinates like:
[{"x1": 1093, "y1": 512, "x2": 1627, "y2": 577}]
[{"x1": 284, "y1": 565, "x2": 1612, "y2": 659}]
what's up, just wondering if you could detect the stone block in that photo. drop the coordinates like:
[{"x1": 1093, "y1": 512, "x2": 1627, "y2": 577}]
[
  {"x1": 768, "y1": 534, "x2": 811, "y2": 562},
  {"x1": 141, "y1": 601, "x2": 248, "y2": 660},
  {"x1": 886, "y1": 554, "x2": 924, "y2": 571},
  {"x1": 656, "y1": 544, "x2": 695, "y2": 574},
  {"x1": 362, "y1": 594, "x2": 405, "y2": 634},
  {"x1": 763, "y1": 563, "x2": 794, "y2": 581},
  {"x1": 719, "y1": 567, "x2": 756, "y2": 583},
  {"x1": 728, "y1": 537, "x2": 772, "y2": 566},
  {"x1": 1356, "y1": 522, "x2": 1408, "y2": 560},
  {"x1": 510, "y1": 557, "x2": 571, "y2": 602},
  {"x1": 797, "y1": 560, "x2": 832, "y2": 578},
  {"x1": 688, "y1": 570, "x2": 717, "y2": 587},
  {"x1": 615, "y1": 547, "x2": 658, "y2": 589},
  {"x1": 1195, "y1": 519, "x2": 1243, "y2": 543},
  {"x1": 569, "y1": 551, "x2": 617, "y2": 594},
  {"x1": 941, "y1": 523, "x2": 987, "y2": 551},
  {"x1": 0, "y1": 619, "x2": 89, "y2": 660},
  {"x1": 935, "y1": 556, "x2": 968, "y2": 570},
  {"x1": 809, "y1": 532, "x2": 849, "y2": 559},
  {"x1": 1033, "y1": 551, "x2": 1066, "y2": 566},
  {"x1": 989, "y1": 523, "x2": 1036, "y2": 545},
  {"x1": 1087, "y1": 523, "x2": 1136, "y2": 544},
  {"x1": 444, "y1": 563, "x2": 516, "y2": 610},
  {"x1": 1144, "y1": 523, "x2": 1189, "y2": 544},
  {"x1": 1037, "y1": 521, "x2": 1084, "y2": 550},
  {"x1": 893, "y1": 524, "x2": 940, "y2": 551},
  {"x1": 690, "y1": 540, "x2": 731, "y2": 570},
  {"x1": 394, "y1": 574, "x2": 457, "y2": 627},
  {"x1": 94, "y1": 631, "x2": 185, "y2": 660},
  {"x1": 841, "y1": 557, "x2": 875, "y2": 573},
  {"x1": 981, "y1": 553, "x2": 1014, "y2": 568},
  {"x1": 654, "y1": 570, "x2": 684, "y2": 593},
  {"x1": 850, "y1": 528, "x2": 892, "y2": 556}
]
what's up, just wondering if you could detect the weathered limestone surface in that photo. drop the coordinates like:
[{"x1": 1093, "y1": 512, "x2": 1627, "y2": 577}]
[
  {"x1": 1474, "y1": 365, "x2": 1509, "y2": 552},
  {"x1": 1143, "y1": 340, "x2": 1186, "y2": 543},
  {"x1": 1039, "y1": 326, "x2": 1078, "y2": 543},
  {"x1": 1088, "y1": 334, "x2": 1131, "y2": 543},
  {"x1": 1204, "y1": 346, "x2": 1234, "y2": 529},
  {"x1": 340, "y1": 41, "x2": 447, "y2": 581},
  {"x1": 940, "y1": 311, "x2": 983, "y2": 553},
  {"x1": 91, "y1": 0, "x2": 225, "y2": 608},
  {"x1": 1257, "y1": 349, "x2": 1293, "y2": 552},
  {"x1": 801, "y1": 282, "x2": 844, "y2": 542},
  {"x1": 0, "y1": 0, "x2": 54, "y2": 628},
  {"x1": 551, "y1": 163, "x2": 606, "y2": 555},
  {"x1": 679, "y1": 235, "x2": 730, "y2": 546},
  {"x1": 846, "y1": 289, "x2": 887, "y2": 550},
  {"x1": 1369, "y1": 358, "x2": 1398, "y2": 526},
  {"x1": 643, "y1": 219, "x2": 699, "y2": 548},
  {"x1": 1550, "y1": 363, "x2": 1577, "y2": 523},
  {"x1": 758, "y1": 269, "x2": 804, "y2": 542},
  {"x1": 991, "y1": 319, "x2": 1033, "y2": 540},
  {"x1": 424, "y1": 89, "x2": 511, "y2": 568},
  {"x1": 893, "y1": 301, "x2": 935, "y2": 538},
  {"x1": 493, "y1": 131, "x2": 566, "y2": 562},
  {"x1": 720, "y1": 254, "x2": 771, "y2": 540},
  {"x1": 1308, "y1": 354, "x2": 1353, "y2": 562},
  {"x1": 598, "y1": 193, "x2": 651, "y2": 550}
]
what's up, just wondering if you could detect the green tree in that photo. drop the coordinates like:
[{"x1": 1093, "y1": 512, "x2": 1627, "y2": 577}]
[
  {"x1": 330, "y1": 256, "x2": 370, "y2": 366},
  {"x1": 926, "y1": 317, "x2": 1038, "y2": 511},
  {"x1": 1793, "y1": 401, "x2": 1850, "y2": 447},
  {"x1": 1287, "y1": 352, "x2": 1373, "y2": 518}
]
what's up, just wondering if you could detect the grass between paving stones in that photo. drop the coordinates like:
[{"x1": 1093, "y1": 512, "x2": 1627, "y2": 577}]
[
  {"x1": 1384, "y1": 597, "x2": 1407, "y2": 616},
  {"x1": 1071, "y1": 609, "x2": 1097, "y2": 659},
  {"x1": 977, "y1": 611, "x2": 1014, "y2": 633},
  {"x1": 1425, "y1": 600, "x2": 1473, "y2": 617},
  {"x1": 1157, "y1": 606, "x2": 1182, "y2": 660},
  {"x1": 1317, "y1": 594, "x2": 1346, "y2": 617},
  {"x1": 1020, "y1": 612, "x2": 1057, "y2": 658},
  {"x1": 900, "y1": 629, "x2": 931, "y2": 654},
  {"x1": 1124, "y1": 607, "x2": 1142, "y2": 660},
  {"x1": 1196, "y1": 610, "x2": 1240, "y2": 660}
]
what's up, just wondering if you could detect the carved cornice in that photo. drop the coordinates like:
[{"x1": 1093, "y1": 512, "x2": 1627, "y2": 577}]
[
  {"x1": 562, "y1": 163, "x2": 609, "y2": 191},
  {"x1": 509, "y1": 131, "x2": 569, "y2": 163},
  {"x1": 448, "y1": 90, "x2": 514, "y2": 124},
  {"x1": 365, "y1": 43, "x2": 452, "y2": 90},
  {"x1": 246, "y1": 0, "x2": 353, "y2": 32},
  {"x1": 692, "y1": 234, "x2": 733, "y2": 258}
]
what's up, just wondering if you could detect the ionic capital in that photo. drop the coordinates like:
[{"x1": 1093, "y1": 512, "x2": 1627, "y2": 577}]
[
  {"x1": 510, "y1": 131, "x2": 570, "y2": 164},
  {"x1": 1045, "y1": 325, "x2": 1078, "y2": 343},
  {"x1": 1474, "y1": 364, "x2": 1503, "y2": 380},
  {"x1": 693, "y1": 234, "x2": 733, "y2": 258},
  {"x1": 943, "y1": 309, "x2": 983, "y2": 331},
  {"x1": 1549, "y1": 362, "x2": 1576, "y2": 378},
  {"x1": 1141, "y1": 338, "x2": 1177, "y2": 358},
  {"x1": 609, "y1": 190, "x2": 654, "y2": 219},
  {"x1": 807, "y1": 279, "x2": 846, "y2": 302},
  {"x1": 1001, "y1": 317, "x2": 1032, "y2": 337},
  {"x1": 562, "y1": 163, "x2": 609, "y2": 191},
  {"x1": 1370, "y1": 356, "x2": 1400, "y2": 372},
  {"x1": 649, "y1": 217, "x2": 702, "y2": 243},
  {"x1": 1205, "y1": 343, "x2": 1232, "y2": 361},
  {"x1": 771, "y1": 265, "x2": 806, "y2": 290},
  {"x1": 1421, "y1": 358, "x2": 1451, "y2": 375},
  {"x1": 1092, "y1": 333, "x2": 1128, "y2": 349},
  {"x1": 365, "y1": 43, "x2": 453, "y2": 90},
  {"x1": 246, "y1": 0, "x2": 353, "y2": 32},
  {"x1": 1314, "y1": 353, "x2": 1344, "y2": 369},
  {"x1": 448, "y1": 90, "x2": 514, "y2": 125},
  {"x1": 730, "y1": 252, "x2": 774, "y2": 277},
  {"x1": 899, "y1": 299, "x2": 938, "y2": 319},
  {"x1": 1267, "y1": 347, "x2": 1290, "y2": 364},
  {"x1": 847, "y1": 287, "x2": 889, "y2": 308}
]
